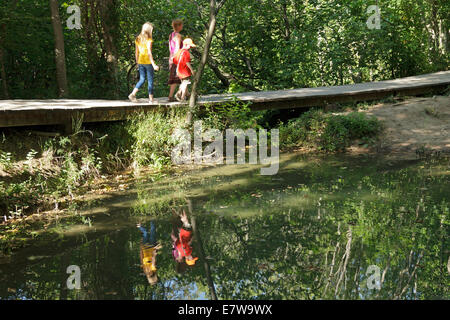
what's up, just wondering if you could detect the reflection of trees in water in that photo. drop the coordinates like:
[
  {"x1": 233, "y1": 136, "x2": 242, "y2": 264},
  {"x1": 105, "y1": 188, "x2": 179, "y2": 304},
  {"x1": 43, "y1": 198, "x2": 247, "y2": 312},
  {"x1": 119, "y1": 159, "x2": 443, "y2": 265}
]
[
  {"x1": 188, "y1": 199, "x2": 217, "y2": 300},
  {"x1": 192, "y1": 160, "x2": 449, "y2": 300},
  {"x1": 2, "y1": 208, "x2": 447, "y2": 300},
  {"x1": 1, "y1": 226, "x2": 210, "y2": 300},
  {"x1": 197, "y1": 198, "x2": 447, "y2": 300},
  {"x1": 1, "y1": 158, "x2": 448, "y2": 300}
]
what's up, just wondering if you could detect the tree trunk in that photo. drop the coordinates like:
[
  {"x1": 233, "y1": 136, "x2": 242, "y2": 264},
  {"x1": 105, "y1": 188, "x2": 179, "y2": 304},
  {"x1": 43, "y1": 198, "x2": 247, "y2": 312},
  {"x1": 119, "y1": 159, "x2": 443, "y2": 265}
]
[
  {"x1": 191, "y1": 48, "x2": 229, "y2": 88},
  {"x1": 0, "y1": 47, "x2": 8, "y2": 99},
  {"x1": 438, "y1": 19, "x2": 447, "y2": 56},
  {"x1": 334, "y1": 227, "x2": 352, "y2": 298},
  {"x1": 0, "y1": 0, "x2": 19, "y2": 99},
  {"x1": 98, "y1": 0, "x2": 119, "y2": 98},
  {"x1": 49, "y1": 0, "x2": 69, "y2": 98},
  {"x1": 191, "y1": 48, "x2": 261, "y2": 92},
  {"x1": 0, "y1": 23, "x2": 8, "y2": 99},
  {"x1": 82, "y1": 0, "x2": 99, "y2": 75},
  {"x1": 187, "y1": 0, "x2": 220, "y2": 124},
  {"x1": 187, "y1": 200, "x2": 218, "y2": 300},
  {"x1": 281, "y1": 0, "x2": 291, "y2": 41}
]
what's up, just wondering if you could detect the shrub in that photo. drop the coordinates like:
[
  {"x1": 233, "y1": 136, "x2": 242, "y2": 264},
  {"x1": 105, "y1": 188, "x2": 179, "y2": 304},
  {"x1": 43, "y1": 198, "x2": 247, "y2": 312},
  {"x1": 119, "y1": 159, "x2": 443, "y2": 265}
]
[
  {"x1": 279, "y1": 109, "x2": 381, "y2": 151},
  {"x1": 199, "y1": 97, "x2": 264, "y2": 132},
  {"x1": 126, "y1": 109, "x2": 187, "y2": 168}
]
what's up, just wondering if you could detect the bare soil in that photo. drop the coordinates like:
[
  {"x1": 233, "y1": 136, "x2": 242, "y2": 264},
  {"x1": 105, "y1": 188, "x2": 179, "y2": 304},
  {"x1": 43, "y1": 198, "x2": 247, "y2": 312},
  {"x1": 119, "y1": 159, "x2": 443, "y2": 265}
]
[{"x1": 348, "y1": 95, "x2": 450, "y2": 159}]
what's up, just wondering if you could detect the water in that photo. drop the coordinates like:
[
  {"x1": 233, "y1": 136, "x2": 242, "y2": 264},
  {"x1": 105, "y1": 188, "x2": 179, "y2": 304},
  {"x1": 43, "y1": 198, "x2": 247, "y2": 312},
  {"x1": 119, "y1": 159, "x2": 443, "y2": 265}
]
[{"x1": 0, "y1": 153, "x2": 449, "y2": 300}]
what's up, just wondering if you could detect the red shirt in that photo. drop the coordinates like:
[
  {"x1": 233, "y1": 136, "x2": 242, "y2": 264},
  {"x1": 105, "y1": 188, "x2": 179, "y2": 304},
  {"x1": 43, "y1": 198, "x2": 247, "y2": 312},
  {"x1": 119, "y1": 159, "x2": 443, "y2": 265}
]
[
  {"x1": 175, "y1": 228, "x2": 193, "y2": 257},
  {"x1": 174, "y1": 49, "x2": 192, "y2": 79}
]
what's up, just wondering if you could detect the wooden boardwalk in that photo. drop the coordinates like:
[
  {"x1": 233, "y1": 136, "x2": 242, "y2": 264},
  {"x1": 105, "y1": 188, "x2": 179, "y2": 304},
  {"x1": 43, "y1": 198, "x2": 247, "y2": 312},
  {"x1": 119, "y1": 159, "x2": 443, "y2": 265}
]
[{"x1": 1, "y1": 71, "x2": 449, "y2": 130}]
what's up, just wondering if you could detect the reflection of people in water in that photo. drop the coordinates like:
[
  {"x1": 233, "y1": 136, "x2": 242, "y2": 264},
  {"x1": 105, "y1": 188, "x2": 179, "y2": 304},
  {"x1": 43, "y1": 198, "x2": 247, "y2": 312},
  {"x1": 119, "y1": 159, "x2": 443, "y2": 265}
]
[
  {"x1": 171, "y1": 210, "x2": 198, "y2": 273},
  {"x1": 137, "y1": 221, "x2": 162, "y2": 285}
]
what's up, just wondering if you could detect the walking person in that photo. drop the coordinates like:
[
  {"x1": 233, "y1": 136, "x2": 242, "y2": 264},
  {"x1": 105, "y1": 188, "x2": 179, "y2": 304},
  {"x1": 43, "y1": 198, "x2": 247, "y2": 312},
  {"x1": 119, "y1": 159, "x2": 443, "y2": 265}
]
[
  {"x1": 168, "y1": 19, "x2": 183, "y2": 102},
  {"x1": 128, "y1": 22, "x2": 160, "y2": 104},
  {"x1": 173, "y1": 38, "x2": 196, "y2": 101}
]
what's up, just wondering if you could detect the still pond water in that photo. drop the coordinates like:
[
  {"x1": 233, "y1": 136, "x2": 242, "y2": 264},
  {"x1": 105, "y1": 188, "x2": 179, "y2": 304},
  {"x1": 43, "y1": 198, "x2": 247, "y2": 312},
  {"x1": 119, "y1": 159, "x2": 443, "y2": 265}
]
[{"x1": 0, "y1": 153, "x2": 449, "y2": 300}]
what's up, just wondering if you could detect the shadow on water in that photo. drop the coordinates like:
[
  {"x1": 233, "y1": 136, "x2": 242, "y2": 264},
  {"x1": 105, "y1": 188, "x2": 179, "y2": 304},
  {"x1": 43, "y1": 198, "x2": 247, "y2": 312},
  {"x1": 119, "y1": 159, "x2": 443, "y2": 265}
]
[{"x1": 0, "y1": 152, "x2": 449, "y2": 300}]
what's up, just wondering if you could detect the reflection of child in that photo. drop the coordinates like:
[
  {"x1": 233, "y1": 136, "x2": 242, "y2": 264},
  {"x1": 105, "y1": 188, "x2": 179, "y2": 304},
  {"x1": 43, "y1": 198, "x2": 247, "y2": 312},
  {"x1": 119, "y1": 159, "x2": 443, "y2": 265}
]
[
  {"x1": 137, "y1": 222, "x2": 162, "y2": 285},
  {"x1": 171, "y1": 210, "x2": 198, "y2": 271}
]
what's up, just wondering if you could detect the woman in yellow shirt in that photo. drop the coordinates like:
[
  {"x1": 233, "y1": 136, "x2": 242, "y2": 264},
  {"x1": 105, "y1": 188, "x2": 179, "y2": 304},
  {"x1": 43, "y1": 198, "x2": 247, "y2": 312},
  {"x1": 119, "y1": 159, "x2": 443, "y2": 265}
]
[
  {"x1": 137, "y1": 222, "x2": 162, "y2": 285},
  {"x1": 128, "y1": 22, "x2": 160, "y2": 104}
]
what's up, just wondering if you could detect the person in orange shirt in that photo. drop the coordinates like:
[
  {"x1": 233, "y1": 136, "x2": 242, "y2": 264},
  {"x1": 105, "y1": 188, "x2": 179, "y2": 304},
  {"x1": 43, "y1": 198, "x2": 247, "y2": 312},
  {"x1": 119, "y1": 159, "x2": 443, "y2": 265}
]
[
  {"x1": 137, "y1": 221, "x2": 162, "y2": 285},
  {"x1": 173, "y1": 38, "x2": 196, "y2": 101},
  {"x1": 171, "y1": 209, "x2": 198, "y2": 273},
  {"x1": 128, "y1": 22, "x2": 160, "y2": 104}
]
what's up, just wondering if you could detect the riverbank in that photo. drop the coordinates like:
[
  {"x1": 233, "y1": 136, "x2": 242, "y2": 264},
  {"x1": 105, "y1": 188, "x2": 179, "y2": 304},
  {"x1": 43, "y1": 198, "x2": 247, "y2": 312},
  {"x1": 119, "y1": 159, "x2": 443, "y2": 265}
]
[
  {"x1": 354, "y1": 95, "x2": 450, "y2": 159},
  {"x1": 283, "y1": 94, "x2": 450, "y2": 159}
]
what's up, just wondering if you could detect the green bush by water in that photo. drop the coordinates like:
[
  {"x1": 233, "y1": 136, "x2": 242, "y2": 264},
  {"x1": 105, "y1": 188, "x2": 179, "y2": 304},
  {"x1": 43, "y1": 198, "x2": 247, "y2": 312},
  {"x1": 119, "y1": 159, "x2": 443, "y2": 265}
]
[
  {"x1": 198, "y1": 97, "x2": 265, "y2": 132},
  {"x1": 0, "y1": 109, "x2": 187, "y2": 218},
  {"x1": 126, "y1": 109, "x2": 187, "y2": 168},
  {"x1": 279, "y1": 109, "x2": 382, "y2": 151}
]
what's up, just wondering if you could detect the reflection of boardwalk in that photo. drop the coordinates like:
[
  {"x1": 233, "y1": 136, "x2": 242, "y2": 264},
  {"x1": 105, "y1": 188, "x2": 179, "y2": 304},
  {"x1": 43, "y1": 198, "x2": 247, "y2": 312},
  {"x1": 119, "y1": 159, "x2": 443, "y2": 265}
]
[{"x1": 1, "y1": 71, "x2": 449, "y2": 129}]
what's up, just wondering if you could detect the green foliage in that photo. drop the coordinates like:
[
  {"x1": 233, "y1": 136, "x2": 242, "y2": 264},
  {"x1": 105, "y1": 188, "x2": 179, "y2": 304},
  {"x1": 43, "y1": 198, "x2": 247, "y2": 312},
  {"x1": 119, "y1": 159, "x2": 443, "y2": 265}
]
[
  {"x1": 0, "y1": 151, "x2": 13, "y2": 171},
  {"x1": 199, "y1": 97, "x2": 264, "y2": 131},
  {"x1": 1, "y1": 0, "x2": 448, "y2": 99},
  {"x1": 0, "y1": 109, "x2": 188, "y2": 217},
  {"x1": 126, "y1": 109, "x2": 186, "y2": 168},
  {"x1": 279, "y1": 109, "x2": 381, "y2": 151}
]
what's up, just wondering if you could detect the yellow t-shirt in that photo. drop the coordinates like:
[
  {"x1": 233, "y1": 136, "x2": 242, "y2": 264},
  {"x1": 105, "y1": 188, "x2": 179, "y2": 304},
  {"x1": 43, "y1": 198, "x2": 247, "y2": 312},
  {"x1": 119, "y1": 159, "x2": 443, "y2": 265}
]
[
  {"x1": 136, "y1": 38, "x2": 153, "y2": 65},
  {"x1": 141, "y1": 244, "x2": 156, "y2": 272}
]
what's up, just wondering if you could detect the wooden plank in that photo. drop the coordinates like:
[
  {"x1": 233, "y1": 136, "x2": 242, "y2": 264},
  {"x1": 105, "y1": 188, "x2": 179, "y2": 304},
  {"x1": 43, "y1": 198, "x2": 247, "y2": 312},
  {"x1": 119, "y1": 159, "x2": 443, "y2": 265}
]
[
  {"x1": 250, "y1": 81, "x2": 449, "y2": 111},
  {"x1": 0, "y1": 71, "x2": 449, "y2": 128}
]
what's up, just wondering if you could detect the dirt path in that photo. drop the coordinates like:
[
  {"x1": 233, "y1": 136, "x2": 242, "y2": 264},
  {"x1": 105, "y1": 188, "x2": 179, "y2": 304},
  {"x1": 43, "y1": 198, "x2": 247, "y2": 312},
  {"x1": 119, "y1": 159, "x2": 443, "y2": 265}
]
[{"x1": 349, "y1": 95, "x2": 450, "y2": 159}]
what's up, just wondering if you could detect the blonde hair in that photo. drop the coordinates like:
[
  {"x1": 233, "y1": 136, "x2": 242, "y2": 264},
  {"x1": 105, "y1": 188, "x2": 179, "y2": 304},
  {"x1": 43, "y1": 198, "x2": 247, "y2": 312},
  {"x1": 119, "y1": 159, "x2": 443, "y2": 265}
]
[
  {"x1": 146, "y1": 273, "x2": 158, "y2": 285},
  {"x1": 143, "y1": 265, "x2": 158, "y2": 285},
  {"x1": 137, "y1": 22, "x2": 153, "y2": 43},
  {"x1": 172, "y1": 19, "x2": 183, "y2": 32}
]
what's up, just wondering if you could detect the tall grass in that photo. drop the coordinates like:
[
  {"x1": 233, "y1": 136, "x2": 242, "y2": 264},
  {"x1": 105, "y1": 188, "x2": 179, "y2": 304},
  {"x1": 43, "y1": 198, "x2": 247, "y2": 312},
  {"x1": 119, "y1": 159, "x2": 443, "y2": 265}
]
[
  {"x1": 0, "y1": 109, "x2": 188, "y2": 219},
  {"x1": 127, "y1": 108, "x2": 187, "y2": 169}
]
